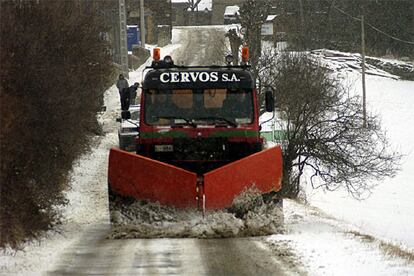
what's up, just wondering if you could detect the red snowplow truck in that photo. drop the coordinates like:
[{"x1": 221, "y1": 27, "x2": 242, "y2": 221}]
[{"x1": 108, "y1": 48, "x2": 283, "y2": 211}]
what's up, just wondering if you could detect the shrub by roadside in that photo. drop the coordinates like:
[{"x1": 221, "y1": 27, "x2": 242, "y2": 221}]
[{"x1": 0, "y1": 0, "x2": 114, "y2": 249}]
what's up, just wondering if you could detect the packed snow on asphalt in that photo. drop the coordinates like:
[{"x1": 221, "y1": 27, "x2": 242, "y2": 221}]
[
  {"x1": 108, "y1": 186, "x2": 284, "y2": 239},
  {"x1": 1, "y1": 26, "x2": 414, "y2": 276}
]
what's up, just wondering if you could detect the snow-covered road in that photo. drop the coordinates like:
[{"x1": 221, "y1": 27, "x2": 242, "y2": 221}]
[
  {"x1": 1, "y1": 26, "x2": 414, "y2": 276},
  {"x1": 49, "y1": 226, "x2": 288, "y2": 276},
  {"x1": 45, "y1": 27, "x2": 294, "y2": 276},
  {"x1": 171, "y1": 26, "x2": 228, "y2": 66}
]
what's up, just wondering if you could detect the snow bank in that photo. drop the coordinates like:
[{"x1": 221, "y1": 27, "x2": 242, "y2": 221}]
[
  {"x1": 267, "y1": 199, "x2": 414, "y2": 276},
  {"x1": 108, "y1": 187, "x2": 283, "y2": 239}
]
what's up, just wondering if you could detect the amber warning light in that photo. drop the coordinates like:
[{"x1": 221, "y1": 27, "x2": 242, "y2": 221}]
[
  {"x1": 242, "y1": 46, "x2": 249, "y2": 62},
  {"x1": 153, "y1": 48, "x2": 161, "y2": 61}
]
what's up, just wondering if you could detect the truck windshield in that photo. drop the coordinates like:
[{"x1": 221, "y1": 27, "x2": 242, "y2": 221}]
[{"x1": 144, "y1": 88, "x2": 253, "y2": 126}]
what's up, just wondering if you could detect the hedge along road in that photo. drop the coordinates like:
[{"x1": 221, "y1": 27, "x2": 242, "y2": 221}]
[{"x1": 47, "y1": 26, "x2": 292, "y2": 276}]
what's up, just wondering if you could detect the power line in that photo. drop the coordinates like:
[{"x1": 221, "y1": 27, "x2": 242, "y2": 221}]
[
  {"x1": 333, "y1": 5, "x2": 361, "y2": 22},
  {"x1": 365, "y1": 21, "x2": 414, "y2": 45},
  {"x1": 333, "y1": 5, "x2": 414, "y2": 45}
]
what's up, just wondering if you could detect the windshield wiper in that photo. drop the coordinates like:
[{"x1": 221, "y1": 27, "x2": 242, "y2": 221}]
[
  {"x1": 194, "y1": 116, "x2": 238, "y2": 127},
  {"x1": 154, "y1": 116, "x2": 197, "y2": 128}
]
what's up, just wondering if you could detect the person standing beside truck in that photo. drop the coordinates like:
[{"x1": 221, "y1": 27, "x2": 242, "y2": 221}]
[
  {"x1": 116, "y1": 74, "x2": 129, "y2": 109},
  {"x1": 129, "y1": 82, "x2": 140, "y2": 105},
  {"x1": 120, "y1": 82, "x2": 140, "y2": 111}
]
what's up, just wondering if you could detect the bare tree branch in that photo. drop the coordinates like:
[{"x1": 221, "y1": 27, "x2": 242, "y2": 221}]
[{"x1": 258, "y1": 51, "x2": 402, "y2": 198}]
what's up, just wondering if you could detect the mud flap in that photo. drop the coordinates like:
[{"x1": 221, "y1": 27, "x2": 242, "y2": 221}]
[
  {"x1": 203, "y1": 146, "x2": 283, "y2": 209},
  {"x1": 108, "y1": 148, "x2": 197, "y2": 208}
]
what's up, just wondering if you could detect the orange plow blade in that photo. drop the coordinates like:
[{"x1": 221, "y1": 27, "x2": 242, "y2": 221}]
[
  {"x1": 108, "y1": 146, "x2": 282, "y2": 210},
  {"x1": 203, "y1": 146, "x2": 283, "y2": 209},
  {"x1": 108, "y1": 148, "x2": 197, "y2": 208}
]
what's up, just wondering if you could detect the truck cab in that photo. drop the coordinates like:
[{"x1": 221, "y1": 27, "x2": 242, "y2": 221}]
[
  {"x1": 108, "y1": 49, "x2": 282, "y2": 210},
  {"x1": 137, "y1": 62, "x2": 262, "y2": 173}
]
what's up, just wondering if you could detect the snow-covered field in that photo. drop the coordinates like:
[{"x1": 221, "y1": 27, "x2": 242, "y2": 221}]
[
  {"x1": 268, "y1": 200, "x2": 414, "y2": 276},
  {"x1": 266, "y1": 51, "x2": 414, "y2": 275},
  {"x1": 305, "y1": 53, "x2": 414, "y2": 250},
  {"x1": 1, "y1": 26, "x2": 413, "y2": 275}
]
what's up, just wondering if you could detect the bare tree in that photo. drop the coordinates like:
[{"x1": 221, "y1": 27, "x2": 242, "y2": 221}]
[
  {"x1": 238, "y1": 0, "x2": 271, "y2": 79},
  {"x1": 225, "y1": 29, "x2": 243, "y2": 65},
  {"x1": 186, "y1": 0, "x2": 202, "y2": 12},
  {"x1": 259, "y1": 51, "x2": 401, "y2": 198}
]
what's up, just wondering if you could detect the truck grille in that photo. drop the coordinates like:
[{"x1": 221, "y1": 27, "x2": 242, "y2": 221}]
[{"x1": 173, "y1": 137, "x2": 229, "y2": 161}]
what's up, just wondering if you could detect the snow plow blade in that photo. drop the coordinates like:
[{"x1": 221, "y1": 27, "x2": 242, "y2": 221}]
[
  {"x1": 203, "y1": 146, "x2": 283, "y2": 209},
  {"x1": 108, "y1": 148, "x2": 197, "y2": 208},
  {"x1": 108, "y1": 146, "x2": 282, "y2": 210}
]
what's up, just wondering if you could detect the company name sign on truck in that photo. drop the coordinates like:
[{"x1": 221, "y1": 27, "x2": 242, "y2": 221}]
[{"x1": 160, "y1": 72, "x2": 241, "y2": 83}]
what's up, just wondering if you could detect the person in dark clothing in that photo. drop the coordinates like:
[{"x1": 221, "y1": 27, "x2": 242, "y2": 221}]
[
  {"x1": 120, "y1": 87, "x2": 130, "y2": 111},
  {"x1": 116, "y1": 74, "x2": 129, "y2": 109},
  {"x1": 121, "y1": 82, "x2": 140, "y2": 111},
  {"x1": 129, "y1": 82, "x2": 140, "y2": 105}
]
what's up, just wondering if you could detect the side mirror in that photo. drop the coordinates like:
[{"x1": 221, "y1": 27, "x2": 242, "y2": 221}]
[
  {"x1": 121, "y1": 110, "x2": 131, "y2": 120},
  {"x1": 116, "y1": 118, "x2": 122, "y2": 123},
  {"x1": 265, "y1": 89, "x2": 275, "y2": 112},
  {"x1": 100, "y1": 106, "x2": 107, "y2": 112}
]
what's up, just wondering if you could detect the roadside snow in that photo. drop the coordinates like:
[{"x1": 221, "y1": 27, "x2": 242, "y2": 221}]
[
  {"x1": 304, "y1": 59, "x2": 414, "y2": 250},
  {"x1": 261, "y1": 47, "x2": 414, "y2": 252},
  {"x1": 0, "y1": 131, "x2": 114, "y2": 276},
  {"x1": 259, "y1": 47, "x2": 414, "y2": 273},
  {"x1": 267, "y1": 199, "x2": 414, "y2": 276}
]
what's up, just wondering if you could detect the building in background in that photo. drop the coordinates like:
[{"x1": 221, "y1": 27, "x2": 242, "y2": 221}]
[
  {"x1": 126, "y1": 0, "x2": 172, "y2": 45},
  {"x1": 91, "y1": 1, "x2": 173, "y2": 70}
]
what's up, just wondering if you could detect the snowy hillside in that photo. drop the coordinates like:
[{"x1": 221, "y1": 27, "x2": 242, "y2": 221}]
[
  {"x1": 259, "y1": 48, "x2": 414, "y2": 251},
  {"x1": 260, "y1": 49, "x2": 414, "y2": 275},
  {"x1": 305, "y1": 56, "x2": 414, "y2": 249}
]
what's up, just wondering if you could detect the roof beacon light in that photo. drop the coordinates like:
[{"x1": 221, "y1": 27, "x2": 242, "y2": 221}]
[
  {"x1": 164, "y1": 55, "x2": 173, "y2": 64},
  {"x1": 153, "y1": 48, "x2": 161, "y2": 61},
  {"x1": 241, "y1": 46, "x2": 249, "y2": 62},
  {"x1": 225, "y1": 54, "x2": 234, "y2": 65}
]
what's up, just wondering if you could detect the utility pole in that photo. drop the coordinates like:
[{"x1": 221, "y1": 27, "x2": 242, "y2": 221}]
[
  {"x1": 140, "y1": 0, "x2": 146, "y2": 47},
  {"x1": 361, "y1": 15, "x2": 367, "y2": 127},
  {"x1": 118, "y1": 0, "x2": 129, "y2": 78}
]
